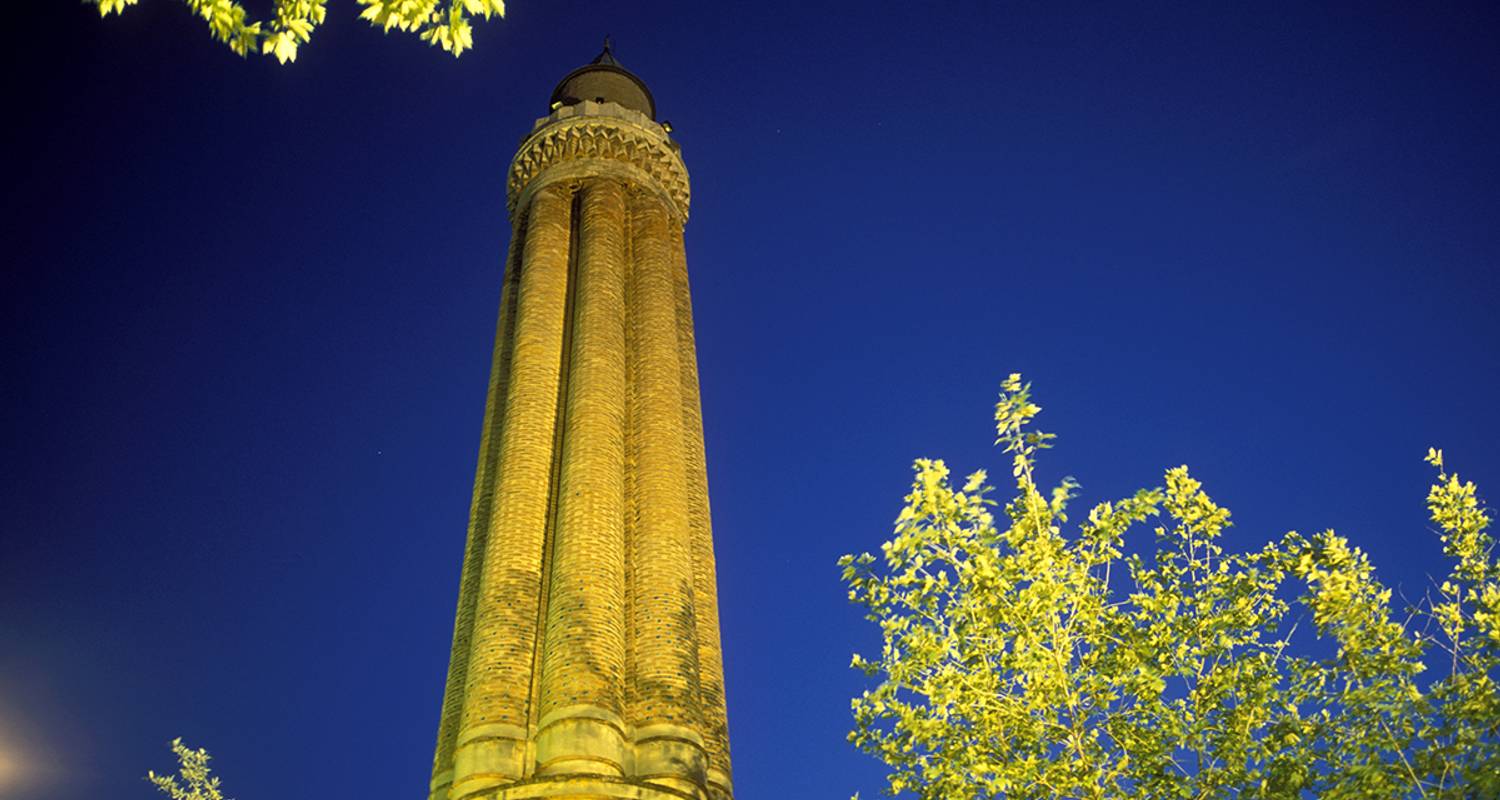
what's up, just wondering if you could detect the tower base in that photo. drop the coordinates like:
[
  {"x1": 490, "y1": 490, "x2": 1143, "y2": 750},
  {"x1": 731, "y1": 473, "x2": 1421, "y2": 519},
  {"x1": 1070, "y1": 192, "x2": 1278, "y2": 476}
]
[{"x1": 465, "y1": 774, "x2": 708, "y2": 800}]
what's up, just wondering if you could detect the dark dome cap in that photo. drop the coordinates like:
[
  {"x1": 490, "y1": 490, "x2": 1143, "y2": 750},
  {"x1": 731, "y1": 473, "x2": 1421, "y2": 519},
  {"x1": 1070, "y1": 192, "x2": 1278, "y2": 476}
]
[{"x1": 549, "y1": 39, "x2": 657, "y2": 120}]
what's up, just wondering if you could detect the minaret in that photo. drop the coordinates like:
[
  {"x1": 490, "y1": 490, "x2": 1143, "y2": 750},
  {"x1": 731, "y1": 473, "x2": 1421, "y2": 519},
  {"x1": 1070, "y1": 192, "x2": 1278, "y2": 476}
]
[{"x1": 428, "y1": 43, "x2": 733, "y2": 800}]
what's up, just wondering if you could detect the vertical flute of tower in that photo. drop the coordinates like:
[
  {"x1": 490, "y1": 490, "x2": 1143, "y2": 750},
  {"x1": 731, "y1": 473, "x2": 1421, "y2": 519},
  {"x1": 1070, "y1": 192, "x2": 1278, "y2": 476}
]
[
  {"x1": 535, "y1": 179, "x2": 631, "y2": 777},
  {"x1": 625, "y1": 188, "x2": 709, "y2": 794},
  {"x1": 451, "y1": 185, "x2": 574, "y2": 800},
  {"x1": 429, "y1": 225, "x2": 524, "y2": 800},
  {"x1": 671, "y1": 229, "x2": 733, "y2": 800}
]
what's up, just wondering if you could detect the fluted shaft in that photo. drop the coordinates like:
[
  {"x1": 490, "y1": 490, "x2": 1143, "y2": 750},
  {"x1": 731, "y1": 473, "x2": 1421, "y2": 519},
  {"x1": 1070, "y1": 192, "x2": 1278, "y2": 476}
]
[
  {"x1": 536, "y1": 180, "x2": 631, "y2": 776},
  {"x1": 452, "y1": 185, "x2": 574, "y2": 799}
]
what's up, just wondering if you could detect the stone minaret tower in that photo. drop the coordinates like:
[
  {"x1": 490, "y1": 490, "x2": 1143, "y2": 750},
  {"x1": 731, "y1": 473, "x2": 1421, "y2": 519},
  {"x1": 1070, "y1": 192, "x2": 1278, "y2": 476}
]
[{"x1": 427, "y1": 44, "x2": 732, "y2": 800}]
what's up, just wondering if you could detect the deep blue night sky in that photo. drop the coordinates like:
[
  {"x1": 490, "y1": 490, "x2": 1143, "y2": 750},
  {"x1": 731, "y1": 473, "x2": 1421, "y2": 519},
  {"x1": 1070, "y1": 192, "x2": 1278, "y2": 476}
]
[{"x1": 4, "y1": 2, "x2": 1498, "y2": 798}]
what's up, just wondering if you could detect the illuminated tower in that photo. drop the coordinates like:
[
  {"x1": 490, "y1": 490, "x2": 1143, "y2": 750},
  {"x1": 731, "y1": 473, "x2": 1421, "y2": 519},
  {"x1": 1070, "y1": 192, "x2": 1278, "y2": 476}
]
[{"x1": 427, "y1": 43, "x2": 733, "y2": 800}]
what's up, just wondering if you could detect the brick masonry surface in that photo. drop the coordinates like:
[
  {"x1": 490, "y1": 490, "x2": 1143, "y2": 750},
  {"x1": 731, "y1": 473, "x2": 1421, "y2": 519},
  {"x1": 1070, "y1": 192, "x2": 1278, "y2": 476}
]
[{"x1": 429, "y1": 91, "x2": 733, "y2": 800}]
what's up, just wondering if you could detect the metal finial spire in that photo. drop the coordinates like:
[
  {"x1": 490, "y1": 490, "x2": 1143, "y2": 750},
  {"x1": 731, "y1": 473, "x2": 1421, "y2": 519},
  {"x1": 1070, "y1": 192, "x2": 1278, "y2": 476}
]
[{"x1": 594, "y1": 36, "x2": 619, "y2": 66}]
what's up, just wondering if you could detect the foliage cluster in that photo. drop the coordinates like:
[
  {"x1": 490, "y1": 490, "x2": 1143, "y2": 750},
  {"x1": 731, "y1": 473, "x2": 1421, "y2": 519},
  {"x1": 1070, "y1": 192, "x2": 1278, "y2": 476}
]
[
  {"x1": 148, "y1": 738, "x2": 228, "y2": 800},
  {"x1": 85, "y1": 0, "x2": 506, "y2": 62},
  {"x1": 842, "y1": 375, "x2": 1499, "y2": 799}
]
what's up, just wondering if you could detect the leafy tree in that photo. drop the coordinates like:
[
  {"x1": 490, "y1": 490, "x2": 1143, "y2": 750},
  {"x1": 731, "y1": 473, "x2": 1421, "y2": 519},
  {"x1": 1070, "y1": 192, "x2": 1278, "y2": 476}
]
[
  {"x1": 841, "y1": 375, "x2": 1498, "y2": 799},
  {"x1": 84, "y1": 0, "x2": 507, "y2": 63},
  {"x1": 147, "y1": 738, "x2": 230, "y2": 800}
]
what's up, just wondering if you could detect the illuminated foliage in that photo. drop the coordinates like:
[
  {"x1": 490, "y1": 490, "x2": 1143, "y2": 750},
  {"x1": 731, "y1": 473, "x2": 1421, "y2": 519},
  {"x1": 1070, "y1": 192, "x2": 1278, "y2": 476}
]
[
  {"x1": 84, "y1": 0, "x2": 507, "y2": 62},
  {"x1": 841, "y1": 375, "x2": 1499, "y2": 799},
  {"x1": 147, "y1": 738, "x2": 229, "y2": 800}
]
